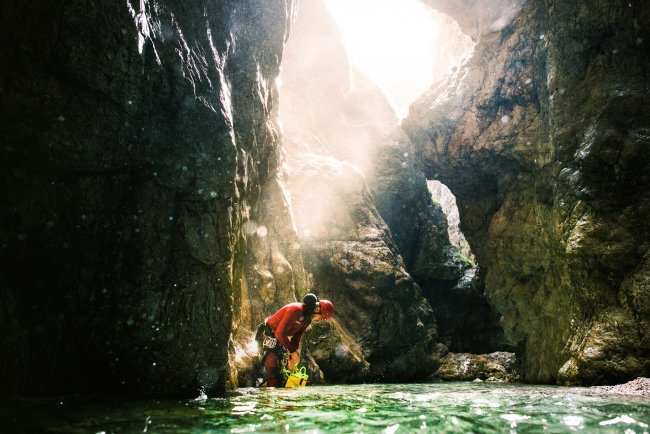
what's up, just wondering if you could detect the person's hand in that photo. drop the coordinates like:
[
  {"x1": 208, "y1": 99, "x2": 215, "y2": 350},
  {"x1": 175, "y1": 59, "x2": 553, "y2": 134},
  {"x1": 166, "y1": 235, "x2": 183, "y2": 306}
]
[{"x1": 287, "y1": 352, "x2": 300, "y2": 370}]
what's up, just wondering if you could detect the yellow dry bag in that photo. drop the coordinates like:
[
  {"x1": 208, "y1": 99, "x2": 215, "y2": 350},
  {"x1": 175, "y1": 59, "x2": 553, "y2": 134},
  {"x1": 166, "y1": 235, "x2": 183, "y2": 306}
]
[{"x1": 284, "y1": 366, "x2": 309, "y2": 387}]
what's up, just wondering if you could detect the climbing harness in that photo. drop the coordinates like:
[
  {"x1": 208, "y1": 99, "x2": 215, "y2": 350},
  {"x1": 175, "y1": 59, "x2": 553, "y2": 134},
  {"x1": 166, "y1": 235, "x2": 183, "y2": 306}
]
[
  {"x1": 256, "y1": 319, "x2": 279, "y2": 351},
  {"x1": 254, "y1": 318, "x2": 309, "y2": 387}
]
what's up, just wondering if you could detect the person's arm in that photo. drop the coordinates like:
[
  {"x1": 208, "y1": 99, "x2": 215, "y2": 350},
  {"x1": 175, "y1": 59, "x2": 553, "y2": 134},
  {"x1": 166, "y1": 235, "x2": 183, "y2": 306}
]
[
  {"x1": 289, "y1": 323, "x2": 309, "y2": 352},
  {"x1": 274, "y1": 307, "x2": 301, "y2": 352}
]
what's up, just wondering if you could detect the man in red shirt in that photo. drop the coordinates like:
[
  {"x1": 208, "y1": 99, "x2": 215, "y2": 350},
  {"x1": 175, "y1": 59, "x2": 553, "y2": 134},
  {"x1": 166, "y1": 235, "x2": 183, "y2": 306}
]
[{"x1": 256, "y1": 293, "x2": 334, "y2": 387}]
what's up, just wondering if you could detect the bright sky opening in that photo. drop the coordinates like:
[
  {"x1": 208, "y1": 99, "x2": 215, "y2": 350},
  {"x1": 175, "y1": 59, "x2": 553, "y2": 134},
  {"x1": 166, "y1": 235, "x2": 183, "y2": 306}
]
[{"x1": 323, "y1": 0, "x2": 440, "y2": 119}]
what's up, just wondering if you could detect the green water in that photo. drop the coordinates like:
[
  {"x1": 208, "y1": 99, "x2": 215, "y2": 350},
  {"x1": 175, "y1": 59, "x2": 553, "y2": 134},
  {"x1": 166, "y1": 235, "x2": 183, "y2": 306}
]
[{"x1": 3, "y1": 383, "x2": 650, "y2": 433}]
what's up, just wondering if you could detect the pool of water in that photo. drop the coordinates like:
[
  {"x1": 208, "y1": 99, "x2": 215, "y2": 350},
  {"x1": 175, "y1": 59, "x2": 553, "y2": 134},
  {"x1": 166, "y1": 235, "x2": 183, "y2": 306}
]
[{"x1": 3, "y1": 383, "x2": 649, "y2": 433}]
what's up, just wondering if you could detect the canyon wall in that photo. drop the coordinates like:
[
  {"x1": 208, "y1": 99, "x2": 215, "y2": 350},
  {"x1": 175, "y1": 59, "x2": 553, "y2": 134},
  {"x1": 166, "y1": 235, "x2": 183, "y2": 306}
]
[
  {"x1": 407, "y1": 0, "x2": 650, "y2": 384},
  {"x1": 279, "y1": 0, "x2": 444, "y2": 382},
  {"x1": 0, "y1": 0, "x2": 303, "y2": 396},
  {"x1": 280, "y1": 0, "x2": 511, "y2": 363}
]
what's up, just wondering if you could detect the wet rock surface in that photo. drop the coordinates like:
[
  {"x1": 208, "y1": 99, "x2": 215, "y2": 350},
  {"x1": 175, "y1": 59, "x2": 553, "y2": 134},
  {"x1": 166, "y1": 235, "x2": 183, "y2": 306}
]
[
  {"x1": 405, "y1": 0, "x2": 650, "y2": 384},
  {"x1": 431, "y1": 351, "x2": 521, "y2": 383},
  {"x1": 590, "y1": 377, "x2": 650, "y2": 397}
]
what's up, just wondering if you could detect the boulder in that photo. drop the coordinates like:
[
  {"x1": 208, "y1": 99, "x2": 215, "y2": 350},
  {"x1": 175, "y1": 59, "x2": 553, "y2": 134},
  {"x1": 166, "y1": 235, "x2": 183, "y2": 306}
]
[{"x1": 431, "y1": 351, "x2": 521, "y2": 382}]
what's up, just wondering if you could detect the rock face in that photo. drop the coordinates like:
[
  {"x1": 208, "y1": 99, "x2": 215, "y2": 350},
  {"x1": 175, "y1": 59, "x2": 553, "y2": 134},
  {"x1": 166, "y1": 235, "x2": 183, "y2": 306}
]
[
  {"x1": 406, "y1": 0, "x2": 650, "y2": 385},
  {"x1": 420, "y1": 0, "x2": 529, "y2": 39},
  {"x1": 431, "y1": 351, "x2": 521, "y2": 383},
  {"x1": 280, "y1": 0, "x2": 510, "y2": 369},
  {"x1": 0, "y1": 0, "x2": 304, "y2": 396},
  {"x1": 279, "y1": 0, "x2": 443, "y2": 382},
  {"x1": 287, "y1": 151, "x2": 440, "y2": 381}
]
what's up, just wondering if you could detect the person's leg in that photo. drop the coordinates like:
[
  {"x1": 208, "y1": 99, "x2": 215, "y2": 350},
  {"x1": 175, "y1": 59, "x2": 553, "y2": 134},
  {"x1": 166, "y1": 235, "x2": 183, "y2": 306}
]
[{"x1": 263, "y1": 352, "x2": 282, "y2": 387}]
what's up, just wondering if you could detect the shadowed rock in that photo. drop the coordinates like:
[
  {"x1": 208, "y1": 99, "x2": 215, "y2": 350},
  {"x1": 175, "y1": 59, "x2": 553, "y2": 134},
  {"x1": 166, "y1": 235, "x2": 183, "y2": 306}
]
[{"x1": 0, "y1": 0, "x2": 303, "y2": 396}]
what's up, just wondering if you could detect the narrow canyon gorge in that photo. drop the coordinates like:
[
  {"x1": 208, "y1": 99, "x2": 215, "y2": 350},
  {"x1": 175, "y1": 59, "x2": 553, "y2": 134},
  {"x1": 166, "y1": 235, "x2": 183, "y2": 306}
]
[{"x1": 1, "y1": 0, "x2": 648, "y2": 398}]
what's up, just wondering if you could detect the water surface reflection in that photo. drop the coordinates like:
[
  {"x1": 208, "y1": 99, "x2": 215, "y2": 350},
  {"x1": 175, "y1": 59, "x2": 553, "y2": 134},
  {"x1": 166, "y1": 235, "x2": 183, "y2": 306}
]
[{"x1": 3, "y1": 383, "x2": 650, "y2": 433}]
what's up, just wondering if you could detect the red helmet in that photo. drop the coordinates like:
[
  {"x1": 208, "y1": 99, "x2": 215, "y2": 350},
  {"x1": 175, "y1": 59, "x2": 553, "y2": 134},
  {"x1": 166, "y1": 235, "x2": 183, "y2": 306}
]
[{"x1": 319, "y1": 300, "x2": 334, "y2": 320}]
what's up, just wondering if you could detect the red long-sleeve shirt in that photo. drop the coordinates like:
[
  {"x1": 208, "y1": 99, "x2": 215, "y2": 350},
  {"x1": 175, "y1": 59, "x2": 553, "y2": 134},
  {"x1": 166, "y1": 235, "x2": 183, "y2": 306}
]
[{"x1": 267, "y1": 302, "x2": 310, "y2": 353}]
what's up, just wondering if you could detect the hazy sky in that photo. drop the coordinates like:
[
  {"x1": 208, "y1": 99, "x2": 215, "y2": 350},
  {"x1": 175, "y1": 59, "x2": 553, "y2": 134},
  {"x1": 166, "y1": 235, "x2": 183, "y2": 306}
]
[{"x1": 323, "y1": 0, "x2": 440, "y2": 119}]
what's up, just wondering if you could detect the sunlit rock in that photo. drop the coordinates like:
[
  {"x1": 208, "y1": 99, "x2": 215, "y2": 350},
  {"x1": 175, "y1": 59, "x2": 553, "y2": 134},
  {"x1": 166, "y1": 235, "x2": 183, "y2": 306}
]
[
  {"x1": 405, "y1": 0, "x2": 650, "y2": 385},
  {"x1": 286, "y1": 150, "x2": 440, "y2": 381},
  {"x1": 279, "y1": 0, "x2": 510, "y2": 377},
  {"x1": 420, "y1": 0, "x2": 529, "y2": 39}
]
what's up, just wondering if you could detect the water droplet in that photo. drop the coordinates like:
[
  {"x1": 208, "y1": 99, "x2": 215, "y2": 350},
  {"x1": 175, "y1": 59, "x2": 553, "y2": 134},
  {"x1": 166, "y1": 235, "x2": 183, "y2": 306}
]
[
  {"x1": 58, "y1": 116, "x2": 65, "y2": 121},
  {"x1": 125, "y1": 122, "x2": 129, "y2": 127},
  {"x1": 243, "y1": 221, "x2": 258, "y2": 235},
  {"x1": 525, "y1": 78, "x2": 532, "y2": 84},
  {"x1": 153, "y1": 172, "x2": 158, "y2": 176},
  {"x1": 81, "y1": 215, "x2": 87, "y2": 220},
  {"x1": 501, "y1": 115, "x2": 509, "y2": 123},
  {"x1": 256, "y1": 226, "x2": 268, "y2": 237},
  {"x1": 539, "y1": 34, "x2": 545, "y2": 40},
  {"x1": 227, "y1": 206, "x2": 233, "y2": 212},
  {"x1": 182, "y1": 166, "x2": 187, "y2": 171},
  {"x1": 128, "y1": 100, "x2": 132, "y2": 104},
  {"x1": 153, "y1": 362, "x2": 156, "y2": 366},
  {"x1": 121, "y1": 28, "x2": 127, "y2": 35},
  {"x1": 46, "y1": 221, "x2": 54, "y2": 228},
  {"x1": 169, "y1": 216, "x2": 174, "y2": 221},
  {"x1": 210, "y1": 192, "x2": 217, "y2": 198},
  {"x1": 135, "y1": 228, "x2": 140, "y2": 233},
  {"x1": 403, "y1": 152, "x2": 408, "y2": 157},
  {"x1": 637, "y1": 37, "x2": 644, "y2": 45},
  {"x1": 127, "y1": 319, "x2": 134, "y2": 326},
  {"x1": 293, "y1": 243, "x2": 300, "y2": 250},
  {"x1": 217, "y1": 157, "x2": 221, "y2": 161},
  {"x1": 613, "y1": 49, "x2": 618, "y2": 54},
  {"x1": 335, "y1": 345, "x2": 349, "y2": 358}
]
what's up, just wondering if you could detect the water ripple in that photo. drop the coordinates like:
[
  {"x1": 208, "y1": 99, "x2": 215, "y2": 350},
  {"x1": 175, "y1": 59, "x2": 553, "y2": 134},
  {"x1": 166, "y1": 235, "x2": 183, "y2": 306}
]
[{"x1": 2, "y1": 383, "x2": 650, "y2": 433}]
